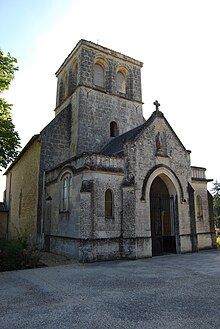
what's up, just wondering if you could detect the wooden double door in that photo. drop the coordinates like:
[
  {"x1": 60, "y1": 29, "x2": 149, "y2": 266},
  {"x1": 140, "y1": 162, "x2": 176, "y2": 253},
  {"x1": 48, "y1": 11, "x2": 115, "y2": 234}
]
[{"x1": 150, "y1": 177, "x2": 176, "y2": 256}]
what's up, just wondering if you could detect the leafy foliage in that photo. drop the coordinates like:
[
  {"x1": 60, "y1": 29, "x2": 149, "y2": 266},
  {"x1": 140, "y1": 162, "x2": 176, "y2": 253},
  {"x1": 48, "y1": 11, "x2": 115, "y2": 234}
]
[
  {"x1": 0, "y1": 224, "x2": 42, "y2": 271},
  {"x1": 0, "y1": 49, "x2": 20, "y2": 169},
  {"x1": 0, "y1": 99, "x2": 20, "y2": 168},
  {"x1": 0, "y1": 239, "x2": 41, "y2": 271},
  {"x1": 0, "y1": 50, "x2": 18, "y2": 92},
  {"x1": 211, "y1": 180, "x2": 220, "y2": 228}
]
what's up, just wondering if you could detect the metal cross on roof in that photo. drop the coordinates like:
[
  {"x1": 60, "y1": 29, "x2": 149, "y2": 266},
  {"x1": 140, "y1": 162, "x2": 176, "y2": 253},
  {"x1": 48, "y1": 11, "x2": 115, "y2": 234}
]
[{"x1": 153, "y1": 100, "x2": 160, "y2": 111}]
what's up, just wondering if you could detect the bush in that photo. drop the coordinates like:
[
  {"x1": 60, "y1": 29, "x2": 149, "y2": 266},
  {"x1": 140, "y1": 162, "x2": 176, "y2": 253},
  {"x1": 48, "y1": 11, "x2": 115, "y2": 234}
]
[{"x1": 0, "y1": 239, "x2": 41, "y2": 271}]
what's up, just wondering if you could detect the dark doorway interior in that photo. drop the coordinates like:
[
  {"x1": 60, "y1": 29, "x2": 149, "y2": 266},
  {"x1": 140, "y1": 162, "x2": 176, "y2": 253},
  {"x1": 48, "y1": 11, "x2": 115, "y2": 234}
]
[{"x1": 150, "y1": 176, "x2": 176, "y2": 256}]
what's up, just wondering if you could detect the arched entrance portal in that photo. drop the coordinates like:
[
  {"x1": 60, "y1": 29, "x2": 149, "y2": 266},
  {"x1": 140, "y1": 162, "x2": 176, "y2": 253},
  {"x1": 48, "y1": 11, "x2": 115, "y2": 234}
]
[{"x1": 150, "y1": 176, "x2": 176, "y2": 256}]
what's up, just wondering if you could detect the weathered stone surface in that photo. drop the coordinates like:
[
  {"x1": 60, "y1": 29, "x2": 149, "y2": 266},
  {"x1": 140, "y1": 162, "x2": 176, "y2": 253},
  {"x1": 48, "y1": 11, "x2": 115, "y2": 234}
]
[{"x1": 4, "y1": 40, "x2": 215, "y2": 262}]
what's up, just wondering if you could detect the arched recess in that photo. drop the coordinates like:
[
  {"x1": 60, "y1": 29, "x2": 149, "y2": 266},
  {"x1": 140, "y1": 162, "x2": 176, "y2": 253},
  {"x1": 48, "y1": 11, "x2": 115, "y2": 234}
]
[
  {"x1": 141, "y1": 164, "x2": 184, "y2": 202},
  {"x1": 193, "y1": 192, "x2": 203, "y2": 241},
  {"x1": 110, "y1": 121, "x2": 119, "y2": 137},
  {"x1": 141, "y1": 165, "x2": 183, "y2": 256},
  {"x1": 94, "y1": 56, "x2": 108, "y2": 88},
  {"x1": 116, "y1": 65, "x2": 129, "y2": 94},
  {"x1": 57, "y1": 165, "x2": 76, "y2": 181},
  {"x1": 105, "y1": 189, "x2": 113, "y2": 217}
]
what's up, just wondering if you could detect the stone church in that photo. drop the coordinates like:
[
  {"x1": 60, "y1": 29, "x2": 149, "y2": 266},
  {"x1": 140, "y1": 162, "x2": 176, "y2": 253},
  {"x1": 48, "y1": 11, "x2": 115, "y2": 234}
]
[{"x1": 2, "y1": 39, "x2": 216, "y2": 261}]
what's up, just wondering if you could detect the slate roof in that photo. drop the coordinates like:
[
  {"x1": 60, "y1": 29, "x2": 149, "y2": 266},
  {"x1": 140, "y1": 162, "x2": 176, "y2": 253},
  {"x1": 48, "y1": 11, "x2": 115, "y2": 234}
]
[
  {"x1": 100, "y1": 123, "x2": 145, "y2": 155},
  {"x1": 100, "y1": 110, "x2": 189, "y2": 156}
]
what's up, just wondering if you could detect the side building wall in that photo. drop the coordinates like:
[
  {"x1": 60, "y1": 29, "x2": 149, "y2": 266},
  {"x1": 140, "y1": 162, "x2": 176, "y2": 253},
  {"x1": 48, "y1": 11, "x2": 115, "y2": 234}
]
[
  {"x1": 5, "y1": 137, "x2": 41, "y2": 244},
  {"x1": 191, "y1": 179, "x2": 216, "y2": 249},
  {"x1": 0, "y1": 205, "x2": 8, "y2": 239}
]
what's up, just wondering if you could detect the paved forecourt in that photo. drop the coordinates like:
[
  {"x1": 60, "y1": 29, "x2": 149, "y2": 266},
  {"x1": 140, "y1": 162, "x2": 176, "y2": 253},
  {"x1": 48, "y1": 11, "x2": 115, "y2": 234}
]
[{"x1": 0, "y1": 249, "x2": 220, "y2": 329}]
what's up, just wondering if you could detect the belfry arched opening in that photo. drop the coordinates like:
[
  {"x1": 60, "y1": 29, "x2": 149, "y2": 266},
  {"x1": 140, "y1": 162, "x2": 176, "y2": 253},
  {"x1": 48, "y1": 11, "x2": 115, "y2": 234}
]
[{"x1": 150, "y1": 176, "x2": 177, "y2": 256}]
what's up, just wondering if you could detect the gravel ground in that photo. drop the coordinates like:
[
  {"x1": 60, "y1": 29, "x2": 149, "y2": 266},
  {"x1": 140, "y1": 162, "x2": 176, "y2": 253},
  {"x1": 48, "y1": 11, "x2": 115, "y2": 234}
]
[
  {"x1": 1, "y1": 249, "x2": 220, "y2": 329},
  {"x1": 40, "y1": 251, "x2": 79, "y2": 267}
]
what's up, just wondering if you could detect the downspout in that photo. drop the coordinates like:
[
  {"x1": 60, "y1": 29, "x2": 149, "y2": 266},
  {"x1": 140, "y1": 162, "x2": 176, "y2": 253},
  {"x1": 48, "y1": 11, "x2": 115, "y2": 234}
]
[{"x1": 40, "y1": 170, "x2": 46, "y2": 249}]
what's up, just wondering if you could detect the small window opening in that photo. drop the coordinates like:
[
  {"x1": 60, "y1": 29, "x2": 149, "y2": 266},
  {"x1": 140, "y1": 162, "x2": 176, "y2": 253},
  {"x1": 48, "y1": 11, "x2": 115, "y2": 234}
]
[
  {"x1": 63, "y1": 177, "x2": 68, "y2": 211},
  {"x1": 105, "y1": 189, "x2": 113, "y2": 217},
  {"x1": 110, "y1": 121, "x2": 118, "y2": 137}
]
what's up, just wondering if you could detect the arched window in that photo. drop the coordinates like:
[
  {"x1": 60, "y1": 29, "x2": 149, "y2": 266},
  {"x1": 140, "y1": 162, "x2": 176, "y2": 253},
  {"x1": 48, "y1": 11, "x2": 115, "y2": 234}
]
[
  {"x1": 116, "y1": 71, "x2": 126, "y2": 93},
  {"x1": 196, "y1": 195, "x2": 203, "y2": 219},
  {"x1": 94, "y1": 63, "x2": 104, "y2": 87},
  {"x1": 110, "y1": 121, "x2": 118, "y2": 137},
  {"x1": 61, "y1": 174, "x2": 73, "y2": 211},
  {"x1": 68, "y1": 176, "x2": 73, "y2": 208},
  {"x1": 63, "y1": 177, "x2": 68, "y2": 211},
  {"x1": 105, "y1": 189, "x2": 113, "y2": 217}
]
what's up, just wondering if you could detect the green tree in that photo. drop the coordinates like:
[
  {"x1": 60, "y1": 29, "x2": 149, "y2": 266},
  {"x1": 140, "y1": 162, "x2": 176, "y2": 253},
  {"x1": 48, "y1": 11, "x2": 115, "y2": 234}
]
[
  {"x1": 211, "y1": 180, "x2": 220, "y2": 228},
  {"x1": 0, "y1": 49, "x2": 20, "y2": 169}
]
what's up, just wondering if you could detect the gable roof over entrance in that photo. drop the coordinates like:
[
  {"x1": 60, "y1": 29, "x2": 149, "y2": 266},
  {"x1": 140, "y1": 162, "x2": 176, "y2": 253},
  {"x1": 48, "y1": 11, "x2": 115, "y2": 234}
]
[
  {"x1": 100, "y1": 123, "x2": 145, "y2": 155},
  {"x1": 101, "y1": 110, "x2": 190, "y2": 156}
]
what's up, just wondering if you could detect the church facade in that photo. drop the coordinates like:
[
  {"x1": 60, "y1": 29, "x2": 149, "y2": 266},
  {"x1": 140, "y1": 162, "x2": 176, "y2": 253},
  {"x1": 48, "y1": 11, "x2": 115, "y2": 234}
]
[{"x1": 3, "y1": 40, "x2": 216, "y2": 261}]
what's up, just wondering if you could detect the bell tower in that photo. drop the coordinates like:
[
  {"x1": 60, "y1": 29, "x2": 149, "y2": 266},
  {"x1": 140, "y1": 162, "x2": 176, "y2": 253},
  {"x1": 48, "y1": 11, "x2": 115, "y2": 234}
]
[{"x1": 54, "y1": 40, "x2": 144, "y2": 156}]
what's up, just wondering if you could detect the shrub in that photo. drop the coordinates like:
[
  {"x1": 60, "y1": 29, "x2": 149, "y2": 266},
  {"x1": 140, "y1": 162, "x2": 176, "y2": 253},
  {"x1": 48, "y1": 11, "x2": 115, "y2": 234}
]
[{"x1": 0, "y1": 239, "x2": 41, "y2": 271}]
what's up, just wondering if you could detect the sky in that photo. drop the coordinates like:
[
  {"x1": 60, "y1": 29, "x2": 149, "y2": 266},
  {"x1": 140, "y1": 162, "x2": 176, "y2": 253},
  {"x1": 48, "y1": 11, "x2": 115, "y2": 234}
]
[{"x1": 0, "y1": 0, "x2": 219, "y2": 200}]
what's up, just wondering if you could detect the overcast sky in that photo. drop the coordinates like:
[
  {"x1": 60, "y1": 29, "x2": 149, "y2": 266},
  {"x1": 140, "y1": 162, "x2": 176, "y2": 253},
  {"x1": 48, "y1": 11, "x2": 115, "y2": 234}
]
[{"x1": 0, "y1": 0, "x2": 219, "y2": 200}]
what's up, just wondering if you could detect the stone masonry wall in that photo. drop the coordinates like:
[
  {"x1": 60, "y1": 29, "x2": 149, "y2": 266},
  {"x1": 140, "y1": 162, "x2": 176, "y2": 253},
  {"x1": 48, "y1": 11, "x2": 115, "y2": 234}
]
[
  {"x1": 76, "y1": 45, "x2": 143, "y2": 154},
  {"x1": 40, "y1": 104, "x2": 72, "y2": 171},
  {"x1": 191, "y1": 180, "x2": 213, "y2": 249},
  {"x1": 44, "y1": 153, "x2": 125, "y2": 259},
  {"x1": 78, "y1": 44, "x2": 142, "y2": 101},
  {"x1": 6, "y1": 138, "x2": 40, "y2": 243},
  {"x1": 37, "y1": 104, "x2": 72, "y2": 238},
  {"x1": 77, "y1": 87, "x2": 144, "y2": 154},
  {"x1": 123, "y1": 112, "x2": 193, "y2": 253},
  {"x1": 45, "y1": 173, "x2": 81, "y2": 239},
  {"x1": 54, "y1": 41, "x2": 144, "y2": 156}
]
